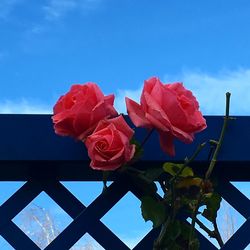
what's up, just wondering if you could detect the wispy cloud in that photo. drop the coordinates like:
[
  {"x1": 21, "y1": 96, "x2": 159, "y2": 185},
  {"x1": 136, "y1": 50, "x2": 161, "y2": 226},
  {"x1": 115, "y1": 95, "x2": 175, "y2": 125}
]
[
  {"x1": 115, "y1": 86, "x2": 143, "y2": 115},
  {"x1": 43, "y1": 0, "x2": 102, "y2": 21},
  {"x1": 0, "y1": 99, "x2": 51, "y2": 114},
  {"x1": 115, "y1": 68, "x2": 250, "y2": 115},
  {"x1": 166, "y1": 69, "x2": 250, "y2": 115}
]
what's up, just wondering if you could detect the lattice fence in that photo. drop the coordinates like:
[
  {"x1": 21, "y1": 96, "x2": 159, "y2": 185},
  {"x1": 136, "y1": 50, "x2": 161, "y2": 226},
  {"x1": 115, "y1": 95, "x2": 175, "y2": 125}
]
[{"x1": 0, "y1": 115, "x2": 249, "y2": 249}]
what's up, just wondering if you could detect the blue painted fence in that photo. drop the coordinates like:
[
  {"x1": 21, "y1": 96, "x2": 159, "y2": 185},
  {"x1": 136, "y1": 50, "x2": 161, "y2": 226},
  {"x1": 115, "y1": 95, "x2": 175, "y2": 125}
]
[{"x1": 0, "y1": 114, "x2": 249, "y2": 249}]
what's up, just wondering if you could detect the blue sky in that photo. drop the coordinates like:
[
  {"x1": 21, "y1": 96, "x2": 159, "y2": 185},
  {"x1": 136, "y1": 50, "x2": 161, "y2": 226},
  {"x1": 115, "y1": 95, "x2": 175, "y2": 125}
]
[
  {"x1": 0, "y1": 0, "x2": 250, "y2": 249},
  {"x1": 1, "y1": 0, "x2": 250, "y2": 115}
]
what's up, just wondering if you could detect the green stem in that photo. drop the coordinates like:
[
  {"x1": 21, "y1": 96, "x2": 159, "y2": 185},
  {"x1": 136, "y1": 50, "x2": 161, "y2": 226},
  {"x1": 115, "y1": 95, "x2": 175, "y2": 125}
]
[
  {"x1": 157, "y1": 142, "x2": 206, "y2": 249},
  {"x1": 195, "y1": 218, "x2": 214, "y2": 236},
  {"x1": 189, "y1": 195, "x2": 203, "y2": 249},
  {"x1": 153, "y1": 216, "x2": 171, "y2": 249},
  {"x1": 189, "y1": 92, "x2": 231, "y2": 249},
  {"x1": 213, "y1": 219, "x2": 224, "y2": 248},
  {"x1": 205, "y1": 92, "x2": 231, "y2": 180},
  {"x1": 170, "y1": 142, "x2": 206, "y2": 184},
  {"x1": 194, "y1": 217, "x2": 224, "y2": 247},
  {"x1": 155, "y1": 182, "x2": 177, "y2": 248}
]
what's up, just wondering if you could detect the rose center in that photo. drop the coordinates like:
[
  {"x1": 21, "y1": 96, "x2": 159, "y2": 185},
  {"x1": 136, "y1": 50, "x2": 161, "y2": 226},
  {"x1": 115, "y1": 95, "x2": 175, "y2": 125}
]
[{"x1": 96, "y1": 140, "x2": 108, "y2": 151}]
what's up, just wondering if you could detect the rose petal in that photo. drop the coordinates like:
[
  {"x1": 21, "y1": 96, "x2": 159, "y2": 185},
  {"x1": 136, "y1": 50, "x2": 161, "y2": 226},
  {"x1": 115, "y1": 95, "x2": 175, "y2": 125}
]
[
  {"x1": 141, "y1": 77, "x2": 161, "y2": 107},
  {"x1": 126, "y1": 97, "x2": 151, "y2": 128},
  {"x1": 52, "y1": 82, "x2": 117, "y2": 140},
  {"x1": 161, "y1": 87, "x2": 188, "y2": 128},
  {"x1": 145, "y1": 93, "x2": 172, "y2": 131},
  {"x1": 171, "y1": 125, "x2": 194, "y2": 143},
  {"x1": 53, "y1": 116, "x2": 76, "y2": 137},
  {"x1": 159, "y1": 132, "x2": 175, "y2": 157},
  {"x1": 108, "y1": 116, "x2": 134, "y2": 139},
  {"x1": 124, "y1": 144, "x2": 136, "y2": 161},
  {"x1": 104, "y1": 94, "x2": 118, "y2": 117},
  {"x1": 90, "y1": 159, "x2": 122, "y2": 171}
]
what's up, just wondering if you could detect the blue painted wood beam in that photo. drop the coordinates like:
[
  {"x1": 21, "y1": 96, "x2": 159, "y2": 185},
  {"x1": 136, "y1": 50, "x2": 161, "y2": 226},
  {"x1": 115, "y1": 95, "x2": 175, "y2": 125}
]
[{"x1": 0, "y1": 114, "x2": 249, "y2": 180}]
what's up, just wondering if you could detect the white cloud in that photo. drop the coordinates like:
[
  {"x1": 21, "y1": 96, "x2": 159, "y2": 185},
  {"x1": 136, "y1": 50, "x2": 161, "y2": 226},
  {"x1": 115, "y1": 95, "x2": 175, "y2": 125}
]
[
  {"x1": 115, "y1": 86, "x2": 143, "y2": 114},
  {"x1": 167, "y1": 69, "x2": 250, "y2": 115},
  {"x1": 43, "y1": 0, "x2": 102, "y2": 20},
  {"x1": 115, "y1": 69, "x2": 250, "y2": 115},
  {"x1": 0, "y1": 99, "x2": 51, "y2": 114},
  {"x1": 43, "y1": 0, "x2": 77, "y2": 20}
]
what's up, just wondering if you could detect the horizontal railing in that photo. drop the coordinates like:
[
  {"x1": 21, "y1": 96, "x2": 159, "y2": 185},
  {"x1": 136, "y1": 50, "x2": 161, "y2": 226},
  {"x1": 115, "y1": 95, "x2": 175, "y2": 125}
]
[{"x1": 0, "y1": 115, "x2": 249, "y2": 180}]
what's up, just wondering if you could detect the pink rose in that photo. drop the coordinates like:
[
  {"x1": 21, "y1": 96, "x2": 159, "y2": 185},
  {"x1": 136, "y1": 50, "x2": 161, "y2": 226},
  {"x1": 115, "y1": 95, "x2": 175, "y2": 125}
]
[
  {"x1": 52, "y1": 83, "x2": 118, "y2": 140},
  {"x1": 125, "y1": 77, "x2": 207, "y2": 156},
  {"x1": 85, "y1": 116, "x2": 136, "y2": 171}
]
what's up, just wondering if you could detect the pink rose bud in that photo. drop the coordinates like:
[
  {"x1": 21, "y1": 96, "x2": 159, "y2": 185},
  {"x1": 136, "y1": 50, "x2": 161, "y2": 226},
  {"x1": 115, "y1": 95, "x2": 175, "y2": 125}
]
[
  {"x1": 126, "y1": 77, "x2": 207, "y2": 156},
  {"x1": 52, "y1": 83, "x2": 118, "y2": 140},
  {"x1": 85, "y1": 116, "x2": 136, "y2": 171}
]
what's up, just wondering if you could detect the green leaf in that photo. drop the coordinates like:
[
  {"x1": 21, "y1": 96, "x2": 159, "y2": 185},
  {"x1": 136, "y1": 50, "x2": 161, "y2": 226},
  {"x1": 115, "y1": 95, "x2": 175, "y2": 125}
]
[
  {"x1": 141, "y1": 196, "x2": 166, "y2": 228},
  {"x1": 179, "y1": 222, "x2": 192, "y2": 240},
  {"x1": 176, "y1": 177, "x2": 202, "y2": 189},
  {"x1": 168, "y1": 221, "x2": 181, "y2": 241},
  {"x1": 202, "y1": 192, "x2": 222, "y2": 222},
  {"x1": 130, "y1": 173, "x2": 158, "y2": 196},
  {"x1": 189, "y1": 238, "x2": 200, "y2": 250},
  {"x1": 163, "y1": 162, "x2": 194, "y2": 177},
  {"x1": 179, "y1": 222, "x2": 200, "y2": 250},
  {"x1": 144, "y1": 167, "x2": 164, "y2": 182},
  {"x1": 155, "y1": 221, "x2": 181, "y2": 247},
  {"x1": 161, "y1": 221, "x2": 199, "y2": 250}
]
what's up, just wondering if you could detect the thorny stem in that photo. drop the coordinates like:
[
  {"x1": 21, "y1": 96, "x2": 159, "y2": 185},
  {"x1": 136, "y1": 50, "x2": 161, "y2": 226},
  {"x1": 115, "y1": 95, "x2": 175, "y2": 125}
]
[
  {"x1": 195, "y1": 218, "x2": 214, "y2": 236},
  {"x1": 213, "y1": 219, "x2": 224, "y2": 248},
  {"x1": 189, "y1": 195, "x2": 203, "y2": 249},
  {"x1": 192, "y1": 218, "x2": 223, "y2": 248},
  {"x1": 154, "y1": 216, "x2": 171, "y2": 250},
  {"x1": 205, "y1": 92, "x2": 231, "y2": 180},
  {"x1": 189, "y1": 92, "x2": 231, "y2": 249},
  {"x1": 170, "y1": 142, "x2": 207, "y2": 184},
  {"x1": 155, "y1": 141, "x2": 207, "y2": 249}
]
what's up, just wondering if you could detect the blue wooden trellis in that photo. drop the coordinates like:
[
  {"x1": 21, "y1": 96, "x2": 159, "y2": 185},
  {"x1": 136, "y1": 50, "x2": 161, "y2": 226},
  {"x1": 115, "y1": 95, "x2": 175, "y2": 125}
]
[{"x1": 0, "y1": 114, "x2": 249, "y2": 249}]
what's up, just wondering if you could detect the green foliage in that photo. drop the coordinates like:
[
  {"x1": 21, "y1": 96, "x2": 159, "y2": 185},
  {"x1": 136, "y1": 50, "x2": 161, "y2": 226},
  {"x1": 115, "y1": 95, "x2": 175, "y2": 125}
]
[
  {"x1": 165, "y1": 220, "x2": 181, "y2": 241},
  {"x1": 144, "y1": 167, "x2": 164, "y2": 182},
  {"x1": 141, "y1": 196, "x2": 166, "y2": 228},
  {"x1": 202, "y1": 192, "x2": 222, "y2": 222},
  {"x1": 129, "y1": 172, "x2": 158, "y2": 196},
  {"x1": 176, "y1": 177, "x2": 202, "y2": 188},
  {"x1": 163, "y1": 163, "x2": 194, "y2": 178},
  {"x1": 188, "y1": 238, "x2": 200, "y2": 250},
  {"x1": 155, "y1": 221, "x2": 200, "y2": 250}
]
